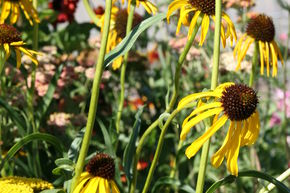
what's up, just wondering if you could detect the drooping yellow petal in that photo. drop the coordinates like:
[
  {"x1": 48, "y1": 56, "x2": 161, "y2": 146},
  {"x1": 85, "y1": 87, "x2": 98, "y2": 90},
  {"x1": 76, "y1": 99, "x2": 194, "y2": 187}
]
[
  {"x1": 0, "y1": 1, "x2": 11, "y2": 23},
  {"x1": 167, "y1": 0, "x2": 188, "y2": 23},
  {"x1": 176, "y1": 8, "x2": 195, "y2": 34},
  {"x1": 199, "y1": 14, "x2": 210, "y2": 46},
  {"x1": 110, "y1": 181, "x2": 120, "y2": 193},
  {"x1": 188, "y1": 10, "x2": 201, "y2": 38},
  {"x1": 185, "y1": 115, "x2": 228, "y2": 158},
  {"x1": 72, "y1": 175, "x2": 91, "y2": 193},
  {"x1": 177, "y1": 91, "x2": 222, "y2": 110},
  {"x1": 140, "y1": 1, "x2": 158, "y2": 15},
  {"x1": 270, "y1": 42, "x2": 278, "y2": 77},
  {"x1": 236, "y1": 37, "x2": 254, "y2": 70},
  {"x1": 181, "y1": 107, "x2": 224, "y2": 140},
  {"x1": 15, "y1": 49, "x2": 22, "y2": 68},
  {"x1": 226, "y1": 121, "x2": 242, "y2": 176},
  {"x1": 265, "y1": 41, "x2": 270, "y2": 76},
  {"x1": 259, "y1": 41, "x2": 265, "y2": 75},
  {"x1": 211, "y1": 121, "x2": 235, "y2": 168},
  {"x1": 233, "y1": 34, "x2": 246, "y2": 59}
]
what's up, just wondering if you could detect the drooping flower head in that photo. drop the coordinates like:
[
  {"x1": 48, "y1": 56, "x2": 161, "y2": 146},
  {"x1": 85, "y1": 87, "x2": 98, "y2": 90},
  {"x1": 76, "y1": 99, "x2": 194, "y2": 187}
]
[
  {"x1": 73, "y1": 153, "x2": 120, "y2": 193},
  {"x1": 122, "y1": 0, "x2": 157, "y2": 15},
  {"x1": 178, "y1": 83, "x2": 260, "y2": 176},
  {"x1": 97, "y1": 6, "x2": 142, "y2": 70},
  {"x1": 0, "y1": 0, "x2": 40, "y2": 25},
  {"x1": 0, "y1": 176, "x2": 53, "y2": 193},
  {"x1": 167, "y1": 0, "x2": 237, "y2": 47},
  {"x1": 0, "y1": 24, "x2": 39, "y2": 70},
  {"x1": 234, "y1": 14, "x2": 283, "y2": 77}
]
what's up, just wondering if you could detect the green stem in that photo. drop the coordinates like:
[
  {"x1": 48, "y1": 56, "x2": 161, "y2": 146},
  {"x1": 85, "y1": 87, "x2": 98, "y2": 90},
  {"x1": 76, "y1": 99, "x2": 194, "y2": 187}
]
[
  {"x1": 83, "y1": 0, "x2": 100, "y2": 26},
  {"x1": 258, "y1": 168, "x2": 290, "y2": 193},
  {"x1": 30, "y1": 0, "x2": 41, "y2": 177},
  {"x1": 115, "y1": 5, "x2": 135, "y2": 133},
  {"x1": 129, "y1": 16, "x2": 203, "y2": 193},
  {"x1": 195, "y1": 1, "x2": 222, "y2": 192},
  {"x1": 249, "y1": 42, "x2": 259, "y2": 87},
  {"x1": 142, "y1": 109, "x2": 180, "y2": 193},
  {"x1": 70, "y1": 0, "x2": 112, "y2": 192}
]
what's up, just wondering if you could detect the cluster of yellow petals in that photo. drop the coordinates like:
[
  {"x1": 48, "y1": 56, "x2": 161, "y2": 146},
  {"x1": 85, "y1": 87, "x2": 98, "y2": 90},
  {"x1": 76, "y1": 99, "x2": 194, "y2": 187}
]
[
  {"x1": 0, "y1": 176, "x2": 53, "y2": 193},
  {"x1": 73, "y1": 172, "x2": 120, "y2": 193}
]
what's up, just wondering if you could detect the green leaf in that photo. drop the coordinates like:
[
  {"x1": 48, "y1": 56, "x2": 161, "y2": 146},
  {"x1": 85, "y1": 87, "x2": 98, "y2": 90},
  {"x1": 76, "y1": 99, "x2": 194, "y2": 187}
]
[
  {"x1": 123, "y1": 106, "x2": 144, "y2": 182},
  {"x1": 52, "y1": 165, "x2": 75, "y2": 175},
  {"x1": 0, "y1": 133, "x2": 64, "y2": 170},
  {"x1": 68, "y1": 128, "x2": 86, "y2": 162},
  {"x1": 104, "y1": 13, "x2": 166, "y2": 67},
  {"x1": 97, "y1": 119, "x2": 115, "y2": 156},
  {"x1": 206, "y1": 170, "x2": 290, "y2": 193},
  {"x1": 40, "y1": 189, "x2": 66, "y2": 193},
  {"x1": 152, "y1": 177, "x2": 181, "y2": 193},
  {"x1": 55, "y1": 158, "x2": 74, "y2": 167},
  {"x1": 36, "y1": 64, "x2": 64, "y2": 121},
  {"x1": 0, "y1": 97, "x2": 26, "y2": 136}
]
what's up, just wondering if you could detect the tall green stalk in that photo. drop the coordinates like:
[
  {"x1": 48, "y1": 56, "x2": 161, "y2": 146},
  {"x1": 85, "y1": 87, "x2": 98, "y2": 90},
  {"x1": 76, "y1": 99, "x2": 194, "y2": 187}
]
[
  {"x1": 129, "y1": 16, "x2": 203, "y2": 193},
  {"x1": 195, "y1": 1, "x2": 222, "y2": 192},
  {"x1": 142, "y1": 109, "x2": 181, "y2": 193},
  {"x1": 70, "y1": 0, "x2": 112, "y2": 191},
  {"x1": 249, "y1": 42, "x2": 259, "y2": 87},
  {"x1": 115, "y1": 5, "x2": 135, "y2": 133},
  {"x1": 30, "y1": 0, "x2": 41, "y2": 177}
]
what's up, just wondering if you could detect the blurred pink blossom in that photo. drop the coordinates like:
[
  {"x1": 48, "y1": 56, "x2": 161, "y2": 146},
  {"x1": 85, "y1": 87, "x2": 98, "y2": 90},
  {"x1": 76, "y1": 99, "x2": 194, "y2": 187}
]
[
  {"x1": 85, "y1": 67, "x2": 95, "y2": 80},
  {"x1": 279, "y1": 33, "x2": 288, "y2": 42},
  {"x1": 269, "y1": 113, "x2": 281, "y2": 127},
  {"x1": 47, "y1": 112, "x2": 71, "y2": 128}
]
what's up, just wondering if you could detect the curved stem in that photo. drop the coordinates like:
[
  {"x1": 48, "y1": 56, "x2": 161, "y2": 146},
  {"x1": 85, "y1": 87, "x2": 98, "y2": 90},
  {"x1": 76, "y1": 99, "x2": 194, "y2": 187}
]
[
  {"x1": 83, "y1": 0, "x2": 100, "y2": 26},
  {"x1": 142, "y1": 109, "x2": 180, "y2": 193},
  {"x1": 195, "y1": 1, "x2": 222, "y2": 192},
  {"x1": 70, "y1": 0, "x2": 112, "y2": 192},
  {"x1": 115, "y1": 5, "x2": 135, "y2": 133},
  {"x1": 129, "y1": 16, "x2": 203, "y2": 193}
]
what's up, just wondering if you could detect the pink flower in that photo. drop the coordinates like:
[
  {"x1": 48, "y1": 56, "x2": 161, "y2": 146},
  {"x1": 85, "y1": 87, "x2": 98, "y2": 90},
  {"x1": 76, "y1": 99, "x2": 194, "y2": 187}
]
[
  {"x1": 269, "y1": 113, "x2": 281, "y2": 127},
  {"x1": 85, "y1": 67, "x2": 95, "y2": 80},
  {"x1": 279, "y1": 33, "x2": 288, "y2": 42}
]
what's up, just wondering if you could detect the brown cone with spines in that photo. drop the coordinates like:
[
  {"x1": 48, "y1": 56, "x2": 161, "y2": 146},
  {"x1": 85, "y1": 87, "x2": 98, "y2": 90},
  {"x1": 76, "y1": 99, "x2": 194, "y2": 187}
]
[
  {"x1": 246, "y1": 14, "x2": 275, "y2": 42},
  {"x1": 189, "y1": 0, "x2": 215, "y2": 15},
  {"x1": 86, "y1": 153, "x2": 115, "y2": 180},
  {"x1": 0, "y1": 24, "x2": 22, "y2": 44},
  {"x1": 221, "y1": 84, "x2": 258, "y2": 121}
]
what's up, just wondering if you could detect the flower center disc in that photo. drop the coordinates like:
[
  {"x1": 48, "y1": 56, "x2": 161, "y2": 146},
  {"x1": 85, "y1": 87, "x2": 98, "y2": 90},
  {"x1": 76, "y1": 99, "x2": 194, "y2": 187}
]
[
  {"x1": 0, "y1": 24, "x2": 22, "y2": 44},
  {"x1": 246, "y1": 14, "x2": 275, "y2": 42},
  {"x1": 114, "y1": 9, "x2": 142, "y2": 39},
  {"x1": 221, "y1": 84, "x2": 258, "y2": 121},
  {"x1": 86, "y1": 153, "x2": 115, "y2": 180},
  {"x1": 189, "y1": 0, "x2": 215, "y2": 15}
]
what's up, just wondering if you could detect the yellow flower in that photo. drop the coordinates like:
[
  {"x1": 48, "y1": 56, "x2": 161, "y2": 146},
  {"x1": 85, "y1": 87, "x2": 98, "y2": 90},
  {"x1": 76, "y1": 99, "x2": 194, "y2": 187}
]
[
  {"x1": 178, "y1": 83, "x2": 260, "y2": 176},
  {"x1": 0, "y1": 176, "x2": 53, "y2": 192},
  {"x1": 122, "y1": 0, "x2": 158, "y2": 15},
  {"x1": 97, "y1": 6, "x2": 142, "y2": 70},
  {"x1": 234, "y1": 14, "x2": 283, "y2": 77},
  {"x1": 0, "y1": 24, "x2": 39, "y2": 68},
  {"x1": 167, "y1": 0, "x2": 237, "y2": 47},
  {"x1": 0, "y1": 0, "x2": 40, "y2": 25},
  {"x1": 73, "y1": 153, "x2": 120, "y2": 193}
]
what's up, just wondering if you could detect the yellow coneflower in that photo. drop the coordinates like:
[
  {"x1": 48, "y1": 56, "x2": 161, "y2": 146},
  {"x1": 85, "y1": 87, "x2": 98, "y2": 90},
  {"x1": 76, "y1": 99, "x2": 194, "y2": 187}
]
[
  {"x1": 73, "y1": 153, "x2": 120, "y2": 193},
  {"x1": 0, "y1": 0, "x2": 40, "y2": 25},
  {"x1": 234, "y1": 14, "x2": 283, "y2": 77},
  {"x1": 0, "y1": 24, "x2": 39, "y2": 69},
  {"x1": 97, "y1": 6, "x2": 142, "y2": 70},
  {"x1": 0, "y1": 176, "x2": 53, "y2": 192},
  {"x1": 122, "y1": 0, "x2": 158, "y2": 15},
  {"x1": 167, "y1": 0, "x2": 237, "y2": 47},
  {"x1": 178, "y1": 83, "x2": 260, "y2": 176}
]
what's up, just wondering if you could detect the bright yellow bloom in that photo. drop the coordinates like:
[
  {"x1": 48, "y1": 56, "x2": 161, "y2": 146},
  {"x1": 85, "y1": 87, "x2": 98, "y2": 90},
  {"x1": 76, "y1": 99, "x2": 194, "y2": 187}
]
[
  {"x1": 0, "y1": 176, "x2": 53, "y2": 192},
  {"x1": 122, "y1": 0, "x2": 158, "y2": 15},
  {"x1": 178, "y1": 83, "x2": 260, "y2": 176},
  {"x1": 167, "y1": 0, "x2": 237, "y2": 47},
  {"x1": 0, "y1": 182, "x2": 33, "y2": 193},
  {"x1": 73, "y1": 153, "x2": 120, "y2": 193},
  {"x1": 0, "y1": 0, "x2": 40, "y2": 25},
  {"x1": 234, "y1": 14, "x2": 283, "y2": 77},
  {"x1": 0, "y1": 24, "x2": 39, "y2": 68},
  {"x1": 97, "y1": 6, "x2": 142, "y2": 70}
]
